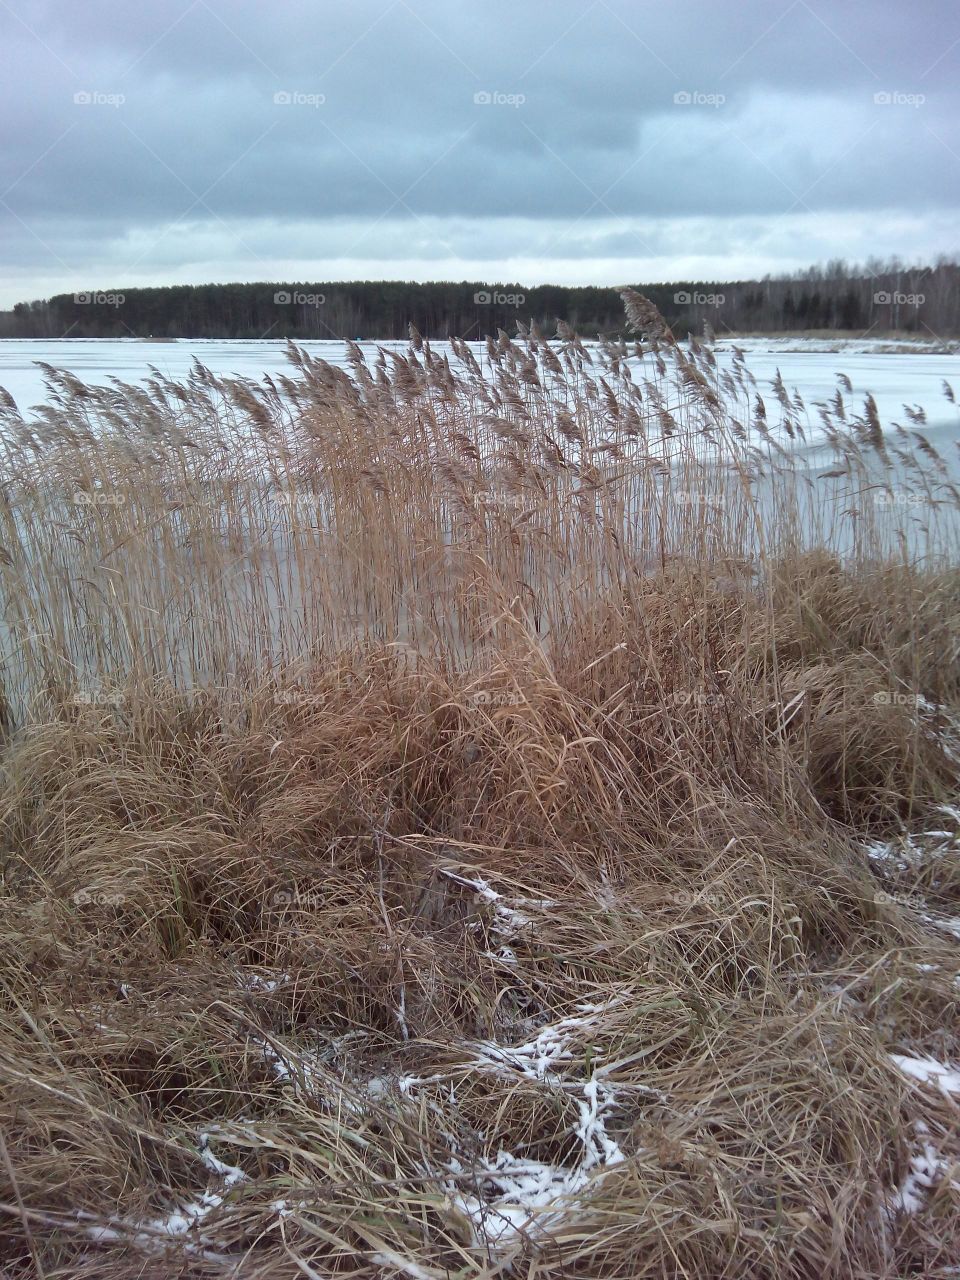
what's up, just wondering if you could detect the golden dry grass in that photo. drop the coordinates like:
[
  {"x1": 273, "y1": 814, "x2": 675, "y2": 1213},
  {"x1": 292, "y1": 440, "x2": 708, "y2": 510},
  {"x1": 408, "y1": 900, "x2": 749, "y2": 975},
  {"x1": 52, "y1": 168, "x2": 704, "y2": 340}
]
[{"x1": 0, "y1": 301, "x2": 958, "y2": 1277}]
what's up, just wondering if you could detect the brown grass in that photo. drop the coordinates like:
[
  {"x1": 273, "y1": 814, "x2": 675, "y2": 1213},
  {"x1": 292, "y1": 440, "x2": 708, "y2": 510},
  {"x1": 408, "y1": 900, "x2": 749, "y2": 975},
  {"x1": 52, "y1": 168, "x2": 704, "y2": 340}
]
[{"x1": 0, "y1": 302, "x2": 957, "y2": 1277}]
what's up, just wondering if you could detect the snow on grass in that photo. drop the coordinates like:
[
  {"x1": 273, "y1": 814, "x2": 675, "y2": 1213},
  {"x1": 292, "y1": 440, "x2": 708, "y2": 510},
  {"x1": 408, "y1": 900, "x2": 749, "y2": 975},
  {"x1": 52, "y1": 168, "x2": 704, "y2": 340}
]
[
  {"x1": 446, "y1": 1151, "x2": 593, "y2": 1247},
  {"x1": 864, "y1": 838, "x2": 903, "y2": 871},
  {"x1": 444, "y1": 1073, "x2": 627, "y2": 1253},
  {"x1": 890, "y1": 1053, "x2": 960, "y2": 1095},
  {"x1": 134, "y1": 1135, "x2": 248, "y2": 1238},
  {"x1": 576, "y1": 1073, "x2": 627, "y2": 1170},
  {"x1": 410, "y1": 999, "x2": 637, "y2": 1251},
  {"x1": 238, "y1": 846, "x2": 960, "y2": 1257},
  {"x1": 924, "y1": 915, "x2": 960, "y2": 940},
  {"x1": 918, "y1": 697, "x2": 960, "y2": 768},
  {"x1": 889, "y1": 1122, "x2": 960, "y2": 1216},
  {"x1": 238, "y1": 970, "x2": 289, "y2": 993},
  {"x1": 865, "y1": 828, "x2": 959, "y2": 874},
  {"x1": 256, "y1": 1036, "x2": 390, "y2": 1130},
  {"x1": 81, "y1": 1134, "x2": 247, "y2": 1256},
  {"x1": 236, "y1": 876, "x2": 645, "y2": 1256},
  {"x1": 375, "y1": 996, "x2": 640, "y2": 1250},
  {"x1": 370, "y1": 1248, "x2": 436, "y2": 1280},
  {"x1": 472, "y1": 1014, "x2": 582, "y2": 1081},
  {"x1": 197, "y1": 1134, "x2": 247, "y2": 1187},
  {"x1": 232, "y1": 881, "x2": 643, "y2": 1255},
  {"x1": 437, "y1": 868, "x2": 553, "y2": 938},
  {"x1": 258, "y1": 1035, "x2": 324, "y2": 1093}
]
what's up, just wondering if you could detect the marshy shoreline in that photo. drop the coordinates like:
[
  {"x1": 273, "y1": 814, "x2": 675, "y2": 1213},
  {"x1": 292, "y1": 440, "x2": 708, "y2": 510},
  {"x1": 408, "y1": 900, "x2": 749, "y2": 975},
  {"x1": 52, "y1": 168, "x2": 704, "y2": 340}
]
[{"x1": 0, "y1": 299, "x2": 958, "y2": 1277}]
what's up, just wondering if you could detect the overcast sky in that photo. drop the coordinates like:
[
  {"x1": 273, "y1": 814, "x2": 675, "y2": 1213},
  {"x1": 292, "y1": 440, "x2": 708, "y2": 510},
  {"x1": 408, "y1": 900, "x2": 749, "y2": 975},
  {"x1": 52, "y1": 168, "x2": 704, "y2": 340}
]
[{"x1": 0, "y1": 0, "x2": 957, "y2": 307}]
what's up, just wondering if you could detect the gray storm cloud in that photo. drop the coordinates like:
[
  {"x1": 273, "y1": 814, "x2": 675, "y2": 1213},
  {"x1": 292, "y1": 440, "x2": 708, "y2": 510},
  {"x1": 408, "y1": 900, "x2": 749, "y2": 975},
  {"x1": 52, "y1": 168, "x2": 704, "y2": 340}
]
[{"x1": 0, "y1": 0, "x2": 957, "y2": 304}]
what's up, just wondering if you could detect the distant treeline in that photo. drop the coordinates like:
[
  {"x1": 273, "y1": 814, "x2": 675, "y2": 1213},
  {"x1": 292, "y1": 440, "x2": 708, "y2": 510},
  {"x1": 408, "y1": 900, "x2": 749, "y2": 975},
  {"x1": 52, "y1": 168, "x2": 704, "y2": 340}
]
[{"x1": 3, "y1": 258, "x2": 958, "y2": 340}]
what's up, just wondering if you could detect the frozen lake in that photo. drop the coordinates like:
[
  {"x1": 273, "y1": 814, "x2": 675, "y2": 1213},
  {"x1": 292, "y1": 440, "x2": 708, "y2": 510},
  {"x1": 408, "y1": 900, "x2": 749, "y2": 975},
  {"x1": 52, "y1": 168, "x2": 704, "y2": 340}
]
[{"x1": 0, "y1": 336, "x2": 958, "y2": 456}]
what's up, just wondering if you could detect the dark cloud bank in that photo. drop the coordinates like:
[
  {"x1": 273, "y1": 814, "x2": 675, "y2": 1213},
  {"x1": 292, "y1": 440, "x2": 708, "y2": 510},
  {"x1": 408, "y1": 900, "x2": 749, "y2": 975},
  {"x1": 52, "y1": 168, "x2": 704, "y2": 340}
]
[{"x1": 0, "y1": 0, "x2": 958, "y2": 307}]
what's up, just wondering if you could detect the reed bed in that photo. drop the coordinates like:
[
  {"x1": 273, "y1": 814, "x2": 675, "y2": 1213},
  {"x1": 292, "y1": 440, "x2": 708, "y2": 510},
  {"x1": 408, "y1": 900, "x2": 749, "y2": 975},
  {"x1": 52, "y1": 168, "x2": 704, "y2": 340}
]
[{"x1": 0, "y1": 297, "x2": 958, "y2": 1277}]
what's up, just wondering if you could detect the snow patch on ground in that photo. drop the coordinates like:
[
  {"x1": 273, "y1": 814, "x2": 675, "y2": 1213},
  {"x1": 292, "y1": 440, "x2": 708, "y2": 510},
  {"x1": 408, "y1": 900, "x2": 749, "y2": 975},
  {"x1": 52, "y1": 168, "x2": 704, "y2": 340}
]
[
  {"x1": 446, "y1": 1151, "x2": 594, "y2": 1247},
  {"x1": 865, "y1": 828, "x2": 959, "y2": 874},
  {"x1": 924, "y1": 915, "x2": 960, "y2": 940},
  {"x1": 890, "y1": 1053, "x2": 960, "y2": 1095},
  {"x1": 238, "y1": 970, "x2": 289, "y2": 993},
  {"x1": 889, "y1": 1123, "x2": 960, "y2": 1216},
  {"x1": 422, "y1": 1000, "x2": 637, "y2": 1251},
  {"x1": 82, "y1": 1134, "x2": 247, "y2": 1255},
  {"x1": 371, "y1": 1248, "x2": 435, "y2": 1280},
  {"x1": 437, "y1": 867, "x2": 553, "y2": 939},
  {"x1": 259, "y1": 1035, "x2": 324, "y2": 1094}
]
